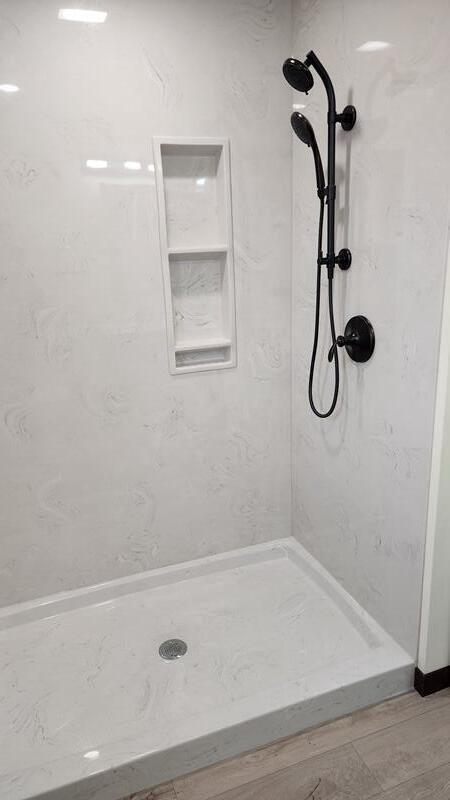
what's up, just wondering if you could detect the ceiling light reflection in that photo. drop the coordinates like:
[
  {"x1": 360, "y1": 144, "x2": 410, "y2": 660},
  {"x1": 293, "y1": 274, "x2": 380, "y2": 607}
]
[
  {"x1": 0, "y1": 84, "x2": 20, "y2": 93},
  {"x1": 357, "y1": 40, "x2": 391, "y2": 52},
  {"x1": 196, "y1": 178, "x2": 206, "y2": 186},
  {"x1": 83, "y1": 159, "x2": 156, "y2": 182},
  {"x1": 58, "y1": 9, "x2": 107, "y2": 23},
  {"x1": 86, "y1": 159, "x2": 108, "y2": 169}
]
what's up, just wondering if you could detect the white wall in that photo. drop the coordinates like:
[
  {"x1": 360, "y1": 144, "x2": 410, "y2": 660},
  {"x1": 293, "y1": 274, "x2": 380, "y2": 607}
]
[
  {"x1": 2, "y1": 0, "x2": 447, "y2": 659},
  {"x1": 418, "y1": 235, "x2": 450, "y2": 674},
  {"x1": 0, "y1": 0, "x2": 293, "y2": 606},
  {"x1": 291, "y1": 0, "x2": 450, "y2": 655}
]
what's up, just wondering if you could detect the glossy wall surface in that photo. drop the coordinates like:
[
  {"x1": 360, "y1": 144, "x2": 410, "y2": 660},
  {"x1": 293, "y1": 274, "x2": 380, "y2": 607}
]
[
  {"x1": 291, "y1": 0, "x2": 450, "y2": 655},
  {"x1": 0, "y1": 0, "x2": 292, "y2": 605}
]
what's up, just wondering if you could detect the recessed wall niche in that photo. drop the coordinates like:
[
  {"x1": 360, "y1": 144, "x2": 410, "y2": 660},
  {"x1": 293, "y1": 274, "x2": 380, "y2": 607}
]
[{"x1": 154, "y1": 137, "x2": 236, "y2": 374}]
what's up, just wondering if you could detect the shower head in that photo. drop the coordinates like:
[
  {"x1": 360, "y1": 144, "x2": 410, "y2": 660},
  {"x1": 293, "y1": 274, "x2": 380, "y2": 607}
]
[
  {"x1": 283, "y1": 57, "x2": 314, "y2": 93},
  {"x1": 291, "y1": 111, "x2": 314, "y2": 146},
  {"x1": 290, "y1": 111, "x2": 325, "y2": 196}
]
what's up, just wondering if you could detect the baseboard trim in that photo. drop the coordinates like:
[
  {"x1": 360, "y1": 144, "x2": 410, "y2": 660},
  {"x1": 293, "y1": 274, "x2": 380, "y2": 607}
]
[{"x1": 414, "y1": 665, "x2": 450, "y2": 696}]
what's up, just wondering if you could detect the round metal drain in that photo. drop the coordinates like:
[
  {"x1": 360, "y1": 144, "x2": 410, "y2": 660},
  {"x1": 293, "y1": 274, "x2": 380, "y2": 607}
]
[{"x1": 159, "y1": 638, "x2": 187, "y2": 661}]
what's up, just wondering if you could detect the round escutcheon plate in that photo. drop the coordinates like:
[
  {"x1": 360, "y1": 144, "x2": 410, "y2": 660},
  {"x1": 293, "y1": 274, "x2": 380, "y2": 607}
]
[{"x1": 344, "y1": 316, "x2": 375, "y2": 363}]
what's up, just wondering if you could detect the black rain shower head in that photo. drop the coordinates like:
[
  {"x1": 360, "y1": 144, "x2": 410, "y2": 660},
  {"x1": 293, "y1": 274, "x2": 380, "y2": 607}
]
[
  {"x1": 283, "y1": 57, "x2": 314, "y2": 93},
  {"x1": 290, "y1": 111, "x2": 325, "y2": 195}
]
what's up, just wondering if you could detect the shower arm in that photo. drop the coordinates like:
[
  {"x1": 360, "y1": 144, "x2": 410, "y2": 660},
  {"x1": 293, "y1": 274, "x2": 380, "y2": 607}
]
[{"x1": 305, "y1": 50, "x2": 355, "y2": 278}]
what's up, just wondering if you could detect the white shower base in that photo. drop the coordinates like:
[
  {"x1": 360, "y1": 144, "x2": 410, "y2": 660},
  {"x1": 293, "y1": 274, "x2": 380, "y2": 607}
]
[{"x1": 0, "y1": 537, "x2": 413, "y2": 800}]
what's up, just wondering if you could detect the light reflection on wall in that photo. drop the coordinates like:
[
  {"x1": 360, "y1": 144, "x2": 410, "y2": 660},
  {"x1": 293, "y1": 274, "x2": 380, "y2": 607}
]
[
  {"x1": 86, "y1": 159, "x2": 108, "y2": 169},
  {"x1": 83, "y1": 159, "x2": 155, "y2": 183},
  {"x1": 0, "y1": 83, "x2": 20, "y2": 93},
  {"x1": 58, "y1": 9, "x2": 108, "y2": 23},
  {"x1": 356, "y1": 40, "x2": 391, "y2": 52}
]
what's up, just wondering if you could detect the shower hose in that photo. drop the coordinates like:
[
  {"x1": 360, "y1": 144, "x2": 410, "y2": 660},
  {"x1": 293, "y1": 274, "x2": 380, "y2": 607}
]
[{"x1": 308, "y1": 196, "x2": 339, "y2": 418}]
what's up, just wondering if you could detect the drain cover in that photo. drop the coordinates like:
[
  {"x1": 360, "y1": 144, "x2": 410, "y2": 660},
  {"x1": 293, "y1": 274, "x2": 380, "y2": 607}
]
[{"x1": 159, "y1": 638, "x2": 187, "y2": 661}]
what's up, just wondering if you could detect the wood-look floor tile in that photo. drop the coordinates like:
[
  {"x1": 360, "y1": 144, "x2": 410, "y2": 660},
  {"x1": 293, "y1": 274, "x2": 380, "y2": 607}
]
[
  {"x1": 371, "y1": 762, "x2": 450, "y2": 799},
  {"x1": 121, "y1": 782, "x2": 176, "y2": 800},
  {"x1": 174, "y1": 690, "x2": 450, "y2": 800},
  {"x1": 197, "y1": 744, "x2": 380, "y2": 800},
  {"x1": 354, "y1": 704, "x2": 450, "y2": 790}
]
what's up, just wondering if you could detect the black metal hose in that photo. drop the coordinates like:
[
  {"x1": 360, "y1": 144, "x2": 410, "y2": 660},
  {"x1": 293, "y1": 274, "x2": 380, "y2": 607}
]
[{"x1": 308, "y1": 197, "x2": 339, "y2": 418}]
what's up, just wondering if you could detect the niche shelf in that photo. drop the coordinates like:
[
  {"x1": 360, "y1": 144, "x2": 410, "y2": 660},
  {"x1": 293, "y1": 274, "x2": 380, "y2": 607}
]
[{"x1": 154, "y1": 137, "x2": 236, "y2": 374}]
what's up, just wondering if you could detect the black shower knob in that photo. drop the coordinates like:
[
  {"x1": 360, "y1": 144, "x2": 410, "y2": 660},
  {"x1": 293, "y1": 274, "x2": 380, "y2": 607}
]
[{"x1": 341, "y1": 316, "x2": 375, "y2": 363}]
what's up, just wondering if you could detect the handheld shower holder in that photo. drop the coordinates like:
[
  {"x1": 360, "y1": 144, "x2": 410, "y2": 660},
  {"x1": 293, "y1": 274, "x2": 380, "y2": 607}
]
[
  {"x1": 337, "y1": 248, "x2": 352, "y2": 270},
  {"x1": 318, "y1": 248, "x2": 352, "y2": 271}
]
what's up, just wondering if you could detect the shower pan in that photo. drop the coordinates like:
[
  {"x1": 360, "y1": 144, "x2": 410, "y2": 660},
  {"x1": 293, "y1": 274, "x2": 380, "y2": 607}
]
[
  {"x1": 284, "y1": 51, "x2": 375, "y2": 417},
  {"x1": 0, "y1": 539, "x2": 413, "y2": 800}
]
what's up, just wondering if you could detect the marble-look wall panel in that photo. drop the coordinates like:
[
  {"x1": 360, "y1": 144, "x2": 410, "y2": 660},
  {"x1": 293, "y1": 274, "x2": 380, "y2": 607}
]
[
  {"x1": 291, "y1": 0, "x2": 450, "y2": 655},
  {"x1": 0, "y1": 0, "x2": 293, "y2": 605}
]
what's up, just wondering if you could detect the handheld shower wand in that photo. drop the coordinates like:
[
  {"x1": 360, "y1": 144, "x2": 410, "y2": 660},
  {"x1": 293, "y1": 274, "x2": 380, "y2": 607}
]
[
  {"x1": 283, "y1": 51, "x2": 375, "y2": 417},
  {"x1": 290, "y1": 112, "x2": 325, "y2": 198}
]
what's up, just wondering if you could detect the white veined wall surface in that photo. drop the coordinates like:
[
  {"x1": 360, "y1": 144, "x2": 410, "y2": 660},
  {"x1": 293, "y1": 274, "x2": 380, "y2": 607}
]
[
  {"x1": 0, "y1": 0, "x2": 293, "y2": 606},
  {"x1": 291, "y1": 0, "x2": 450, "y2": 655}
]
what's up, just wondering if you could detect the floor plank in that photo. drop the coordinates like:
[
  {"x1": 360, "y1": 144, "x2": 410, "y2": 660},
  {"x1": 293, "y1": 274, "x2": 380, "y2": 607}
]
[
  {"x1": 200, "y1": 744, "x2": 381, "y2": 800},
  {"x1": 372, "y1": 761, "x2": 450, "y2": 799},
  {"x1": 174, "y1": 690, "x2": 450, "y2": 800},
  {"x1": 121, "y1": 782, "x2": 176, "y2": 800},
  {"x1": 354, "y1": 704, "x2": 450, "y2": 790}
]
